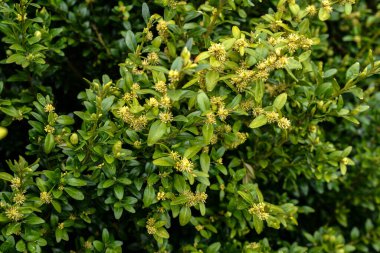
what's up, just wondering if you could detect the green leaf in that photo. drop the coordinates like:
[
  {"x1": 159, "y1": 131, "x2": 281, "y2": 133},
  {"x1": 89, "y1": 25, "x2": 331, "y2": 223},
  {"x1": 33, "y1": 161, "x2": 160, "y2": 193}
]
[
  {"x1": 273, "y1": 93, "x2": 287, "y2": 110},
  {"x1": 174, "y1": 174, "x2": 186, "y2": 193},
  {"x1": 66, "y1": 178, "x2": 87, "y2": 187},
  {"x1": 16, "y1": 240, "x2": 26, "y2": 252},
  {"x1": 142, "y1": 3, "x2": 150, "y2": 24},
  {"x1": 114, "y1": 207, "x2": 123, "y2": 219},
  {"x1": 114, "y1": 184, "x2": 124, "y2": 200},
  {"x1": 184, "y1": 145, "x2": 203, "y2": 159},
  {"x1": 101, "y1": 96, "x2": 115, "y2": 112},
  {"x1": 125, "y1": 30, "x2": 137, "y2": 52},
  {"x1": 156, "y1": 227, "x2": 170, "y2": 239},
  {"x1": 6, "y1": 54, "x2": 26, "y2": 64},
  {"x1": 202, "y1": 124, "x2": 213, "y2": 144},
  {"x1": 93, "y1": 241, "x2": 104, "y2": 251},
  {"x1": 179, "y1": 206, "x2": 191, "y2": 226},
  {"x1": 316, "y1": 83, "x2": 333, "y2": 98},
  {"x1": 205, "y1": 70, "x2": 219, "y2": 91},
  {"x1": 195, "y1": 52, "x2": 210, "y2": 62},
  {"x1": 254, "y1": 81, "x2": 264, "y2": 104},
  {"x1": 24, "y1": 215, "x2": 45, "y2": 225},
  {"x1": 266, "y1": 216, "x2": 280, "y2": 229},
  {"x1": 206, "y1": 242, "x2": 221, "y2": 253},
  {"x1": 147, "y1": 120, "x2": 167, "y2": 146},
  {"x1": 102, "y1": 179, "x2": 115, "y2": 188},
  {"x1": 249, "y1": 115, "x2": 267, "y2": 128},
  {"x1": 340, "y1": 163, "x2": 347, "y2": 175},
  {"x1": 56, "y1": 115, "x2": 75, "y2": 125},
  {"x1": 44, "y1": 133, "x2": 55, "y2": 154},
  {"x1": 0, "y1": 214, "x2": 9, "y2": 223},
  {"x1": 143, "y1": 185, "x2": 155, "y2": 207},
  {"x1": 6, "y1": 222, "x2": 21, "y2": 236},
  {"x1": 171, "y1": 195, "x2": 190, "y2": 205},
  {"x1": 200, "y1": 153, "x2": 210, "y2": 172},
  {"x1": 0, "y1": 172, "x2": 13, "y2": 182},
  {"x1": 64, "y1": 187, "x2": 84, "y2": 200},
  {"x1": 102, "y1": 228, "x2": 110, "y2": 242},
  {"x1": 52, "y1": 200, "x2": 62, "y2": 213},
  {"x1": 342, "y1": 115, "x2": 360, "y2": 125},
  {"x1": 153, "y1": 157, "x2": 175, "y2": 166},
  {"x1": 197, "y1": 92, "x2": 210, "y2": 112},
  {"x1": 253, "y1": 216, "x2": 264, "y2": 234},
  {"x1": 298, "y1": 50, "x2": 311, "y2": 62},
  {"x1": 238, "y1": 191, "x2": 254, "y2": 204},
  {"x1": 232, "y1": 26, "x2": 241, "y2": 39},
  {"x1": 346, "y1": 62, "x2": 360, "y2": 80},
  {"x1": 286, "y1": 58, "x2": 302, "y2": 70},
  {"x1": 323, "y1": 69, "x2": 337, "y2": 78},
  {"x1": 318, "y1": 8, "x2": 331, "y2": 21},
  {"x1": 344, "y1": 3, "x2": 352, "y2": 15}
]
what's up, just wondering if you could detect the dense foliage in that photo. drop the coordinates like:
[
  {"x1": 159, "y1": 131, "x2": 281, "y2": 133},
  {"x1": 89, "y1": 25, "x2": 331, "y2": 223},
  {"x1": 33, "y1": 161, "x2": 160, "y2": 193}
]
[{"x1": 0, "y1": 0, "x2": 379, "y2": 252}]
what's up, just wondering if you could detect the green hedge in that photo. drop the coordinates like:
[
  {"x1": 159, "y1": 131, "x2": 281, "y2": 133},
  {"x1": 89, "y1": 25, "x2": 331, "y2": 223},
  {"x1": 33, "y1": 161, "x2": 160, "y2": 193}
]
[{"x1": 0, "y1": 0, "x2": 379, "y2": 252}]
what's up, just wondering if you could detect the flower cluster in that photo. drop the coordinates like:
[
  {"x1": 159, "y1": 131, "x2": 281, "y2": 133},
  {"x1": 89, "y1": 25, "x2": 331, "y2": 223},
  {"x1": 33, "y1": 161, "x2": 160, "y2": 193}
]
[
  {"x1": 208, "y1": 43, "x2": 227, "y2": 62},
  {"x1": 248, "y1": 202, "x2": 269, "y2": 221},
  {"x1": 118, "y1": 106, "x2": 148, "y2": 131},
  {"x1": 159, "y1": 111, "x2": 174, "y2": 123},
  {"x1": 40, "y1": 191, "x2": 53, "y2": 204},
  {"x1": 182, "y1": 191, "x2": 208, "y2": 207},
  {"x1": 5, "y1": 205, "x2": 23, "y2": 221},
  {"x1": 175, "y1": 157, "x2": 194, "y2": 173},
  {"x1": 231, "y1": 68, "x2": 257, "y2": 91},
  {"x1": 146, "y1": 218, "x2": 157, "y2": 235},
  {"x1": 156, "y1": 20, "x2": 169, "y2": 38}
]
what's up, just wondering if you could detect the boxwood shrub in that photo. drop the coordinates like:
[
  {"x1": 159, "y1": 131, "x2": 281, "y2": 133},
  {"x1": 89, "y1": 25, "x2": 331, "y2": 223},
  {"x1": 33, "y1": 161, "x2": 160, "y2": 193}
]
[{"x1": 0, "y1": 0, "x2": 379, "y2": 252}]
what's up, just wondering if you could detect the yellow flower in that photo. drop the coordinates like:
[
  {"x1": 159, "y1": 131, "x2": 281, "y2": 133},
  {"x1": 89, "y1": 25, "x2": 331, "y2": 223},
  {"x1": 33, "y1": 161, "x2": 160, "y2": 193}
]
[
  {"x1": 13, "y1": 192, "x2": 26, "y2": 205},
  {"x1": 248, "y1": 202, "x2": 269, "y2": 220},
  {"x1": 40, "y1": 191, "x2": 53, "y2": 204},
  {"x1": 195, "y1": 192, "x2": 208, "y2": 203},
  {"x1": 131, "y1": 115, "x2": 148, "y2": 131},
  {"x1": 217, "y1": 106, "x2": 229, "y2": 121},
  {"x1": 58, "y1": 222, "x2": 65, "y2": 230},
  {"x1": 132, "y1": 83, "x2": 140, "y2": 91},
  {"x1": 169, "y1": 151, "x2": 180, "y2": 161},
  {"x1": 157, "y1": 20, "x2": 169, "y2": 38},
  {"x1": 175, "y1": 157, "x2": 194, "y2": 173},
  {"x1": 195, "y1": 225, "x2": 204, "y2": 231},
  {"x1": 146, "y1": 218, "x2": 157, "y2": 234},
  {"x1": 84, "y1": 241, "x2": 92, "y2": 249},
  {"x1": 154, "y1": 81, "x2": 167, "y2": 93},
  {"x1": 5, "y1": 206, "x2": 23, "y2": 221},
  {"x1": 160, "y1": 95, "x2": 172, "y2": 108},
  {"x1": 147, "y1": 97, "x2": 159, "y2": 107},
  {"x1": 44, "y1": 104, "x2": 55, "y2": 113},
  {"x1": 277, "y1": 117, "x2": 291, "y2": 129},
  {"x1": 159, "y1": 111, "x2": 174, "y2": 123},
  {"x1": 44, "y1": 125, "x2": 55, "y2": 134},
  {"x1": 305, "y1": 5, "x2": 317, "y2": 16},
  {"x1": 208, "y1": 43, "x2": 227, "y2": 62},
  {"x1": 234, "y1": 38, "x2": 248, "y2": 49},
  {"x1": 145, "y1": 31, "x2": 153, "y2": 41},
  {"x1": 265, "y1": 111, "x2": 279, "y2": 123},
  {"x1": 11, "y1": 177, "x2": 21, "y2": 189},
  {"x1": 168, "y1": 70, "x2": 180, "y2": 83},
  {"x1": 147, "y1": 52, "x2": 160, "y2": 65},
  {"x1": 253, "y1": 107, "x2": 264, "y2": 117},
  {"x1": 118, "y1": 106, "x2": 134, "y2": 124},
  {"x1": 157, "y1": 192, "x2": 166, "y2": 201},
  {"x1": 205, "y1": 112, "x2": 216, "y2": 124}
]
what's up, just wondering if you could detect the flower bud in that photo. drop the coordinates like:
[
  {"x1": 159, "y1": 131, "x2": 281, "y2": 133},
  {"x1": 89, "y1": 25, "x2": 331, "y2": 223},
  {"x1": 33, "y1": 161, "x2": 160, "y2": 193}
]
[
  {"x1": 34, "y1": 30, "x2": 42, "y2": 39},
  {"x1": 0, "y1": 127, "x2": 8, "y2": 140},
  {"x1": 70, "y1": 133, "x2": 78, "y2": 145}
]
